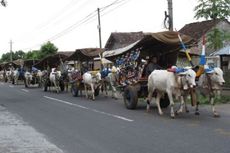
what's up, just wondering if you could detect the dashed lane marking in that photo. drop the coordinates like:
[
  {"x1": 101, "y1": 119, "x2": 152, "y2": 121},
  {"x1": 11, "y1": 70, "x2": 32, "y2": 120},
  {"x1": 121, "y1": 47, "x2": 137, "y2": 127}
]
[
  {"x1": 9, "y1": 85, "x2": 14, "y2": 88},
  {"x1": 21, "y1": 89, "x2": 29, "y2": 93},
  {"x1": 215, "y1": 128, "x2": 230, "y2": 137},
  {"x1": 44, "y1": 96, "x2": 134, "y2": 122}
]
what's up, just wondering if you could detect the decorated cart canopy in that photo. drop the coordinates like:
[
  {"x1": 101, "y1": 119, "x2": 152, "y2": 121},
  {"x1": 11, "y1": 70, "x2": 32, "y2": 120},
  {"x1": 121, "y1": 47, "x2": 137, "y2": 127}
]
[
  {"x1": 103, "y1": 31, "x2": 194, "y2": 68},
  {"x1": 33, "y1": 52, "x2": 74, "y2": 70},
  {"x1": 64, "y1": 48, "x2": 104, "y2": 61}
]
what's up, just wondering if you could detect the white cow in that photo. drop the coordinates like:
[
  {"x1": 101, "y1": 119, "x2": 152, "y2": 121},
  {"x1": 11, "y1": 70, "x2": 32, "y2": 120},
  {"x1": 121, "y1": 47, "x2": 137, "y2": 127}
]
[
  {"x1": 146, "y1": 68, "x2": 196, "y2": 118},
  {"x1": 195, "y1": 66, "x2": 225, "y2": 117},
  {"x1": 24, "y1": 71, "x2": 33, "y2": 87},
  {"x1": 82, "y1": 71, "x2": 102, "y2": 100},
  {"x1": 49, "y1": 68, "x2": 62, "y2": 93},
  {"x1": 0, "y1": 70, "x2": 4, "y2": 81}
]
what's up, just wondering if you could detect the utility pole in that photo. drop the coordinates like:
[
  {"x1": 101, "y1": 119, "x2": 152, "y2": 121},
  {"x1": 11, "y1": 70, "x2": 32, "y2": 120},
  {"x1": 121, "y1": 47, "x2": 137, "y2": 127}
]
[
  {"x1": 168, "y1": 0, "x2": 173, "y2": 31},
  {"x1": 97, "y1": 8, "x2": 102, "y2": 48},
  {"x1": 9, "y1": 39, "x2": 13, "y2": 62}
]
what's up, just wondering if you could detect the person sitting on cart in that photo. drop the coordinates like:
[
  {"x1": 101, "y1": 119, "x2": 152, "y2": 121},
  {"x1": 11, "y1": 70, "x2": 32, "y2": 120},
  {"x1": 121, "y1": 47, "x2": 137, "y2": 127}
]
[{"x1": 144, "y1": 56, "x2": 162, "y2": 77}]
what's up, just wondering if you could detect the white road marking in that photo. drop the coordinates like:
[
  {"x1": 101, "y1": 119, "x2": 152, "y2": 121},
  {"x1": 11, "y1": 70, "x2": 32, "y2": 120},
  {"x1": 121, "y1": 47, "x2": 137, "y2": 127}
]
[
  {"x1": 44, "y1": 96, "x2": 134, "y2": 122},
  {"x1": 9, "y1": 85, "x2": 14, "y2": 88},
  {"x1": 21, "y1": 89, "x2": 29, "y2": 93}
]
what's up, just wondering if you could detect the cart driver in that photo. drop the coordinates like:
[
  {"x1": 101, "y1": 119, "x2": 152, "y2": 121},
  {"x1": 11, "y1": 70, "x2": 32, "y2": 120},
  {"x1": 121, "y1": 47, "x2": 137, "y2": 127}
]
[{"x1": 144, "y1": 56, "x2": 161, "y2": 76}]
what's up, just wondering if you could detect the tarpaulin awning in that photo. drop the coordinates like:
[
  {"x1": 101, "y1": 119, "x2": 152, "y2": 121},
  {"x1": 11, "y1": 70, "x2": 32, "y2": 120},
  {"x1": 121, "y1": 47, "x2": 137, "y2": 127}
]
[
  {"x1": 33, "y1": 52, "x2": 74, "y2": 70},
  {"x1": 65, "y1": 48, "x2": 104, "y2": 61},
  {"x1": 102, "y1": 31, "x2": 194, "y2": 68}
]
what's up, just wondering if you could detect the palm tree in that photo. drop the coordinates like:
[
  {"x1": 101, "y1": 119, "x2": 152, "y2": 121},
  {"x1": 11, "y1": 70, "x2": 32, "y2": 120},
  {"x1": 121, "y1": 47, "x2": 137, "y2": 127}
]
[
  {"x1": 194, "y1": 0, "x2": 230, "y2": 20},
  {"x1": 207, "y1": 28, "x2": 224, "y2": 50},
  {"x1": 194, "y1": 0, "x2": 230, "y2": 50}
]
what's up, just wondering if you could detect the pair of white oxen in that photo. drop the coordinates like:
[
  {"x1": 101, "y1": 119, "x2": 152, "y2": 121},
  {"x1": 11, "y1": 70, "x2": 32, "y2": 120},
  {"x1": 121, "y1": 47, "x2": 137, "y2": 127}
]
[
  {"x1": 47, "y1": 67, "x2": 117, "y2": 98},
  {"x1": 146, "y1": 66, "x2": 225, "y2": 118},
  {"x1": 4, "y1": 68, "x2": 27, "y2": 85}
]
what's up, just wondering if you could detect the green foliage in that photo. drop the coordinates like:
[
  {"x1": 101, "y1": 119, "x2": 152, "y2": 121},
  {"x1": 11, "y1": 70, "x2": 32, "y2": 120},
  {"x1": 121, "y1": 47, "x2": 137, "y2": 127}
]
[
  {"x1": 14, "y1": 50, "x2": 26, "y2": 60},
  {"x1": 24, "y1": 50, "x2": 40, "y2": 60},
  {"x1": 0, "y1": 41, "x2": 58, "y2": 63},
  {"x1": 194, "y1": 0, "x2": 230, "y2": 20},
  {"x1": 207, "y1": 29, "x2": 230, "y2": 50},
  {"x1": 39, "y1": 41, "x2": 58, "y2": 59},
  {"x1": 207, "y1": 28, "x2": 224, "y2": 50},
  {"x1": 198, "y1": 94, "x2": 230, "y2": 105},
  {"x1": 0, "y1": 50, "x2": 26, "y2": 63},
  {"x1": 1, "y1": 52, "x2": 12, "y2": 62}
]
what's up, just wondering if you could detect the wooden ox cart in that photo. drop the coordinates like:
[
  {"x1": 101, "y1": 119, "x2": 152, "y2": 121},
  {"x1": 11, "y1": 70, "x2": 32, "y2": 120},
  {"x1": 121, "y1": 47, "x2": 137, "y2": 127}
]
[
  {"x1": 33, "y1": 52, "x2": 73, "y2": 91},
  {"x1": 64, "y1": 48, "x2": 104, "y2": 97},
  {"x1": 103, "y1": 31, "x2": 194, "y2": 109}
]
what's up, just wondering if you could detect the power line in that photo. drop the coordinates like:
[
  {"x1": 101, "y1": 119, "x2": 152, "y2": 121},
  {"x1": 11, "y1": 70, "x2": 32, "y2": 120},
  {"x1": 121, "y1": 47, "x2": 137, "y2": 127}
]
[
  {"x1": 35, "y1": 0, "x2": 85, "y2": 30},
  {"x1": 21, "y1": 0, "x2": 130, "y2": 51}
]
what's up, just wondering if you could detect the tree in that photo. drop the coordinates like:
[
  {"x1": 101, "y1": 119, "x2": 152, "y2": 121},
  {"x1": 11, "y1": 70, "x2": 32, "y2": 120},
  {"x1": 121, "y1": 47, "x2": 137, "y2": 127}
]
[
  {"x1": 194, "y1": 0, "x2": 230, "y2": 50},
  {"x1": 39, "y1": 41, "x2": 58, "y2": 59},
  {"x1": 14, "y1": 50, "x2": 26, "y2": 60},
  {"x1": 0, "y1": 52, "x2": 11, "y2": 62},
  {"x1": 207, "y1": 28, "x2": 224, "y2": 50},
  {"x1": 194, "y1": 0, "x2": 230, "y2": 20},
  {"x1": 25, "y1": 50, "x2": 40, "y2": 60}
]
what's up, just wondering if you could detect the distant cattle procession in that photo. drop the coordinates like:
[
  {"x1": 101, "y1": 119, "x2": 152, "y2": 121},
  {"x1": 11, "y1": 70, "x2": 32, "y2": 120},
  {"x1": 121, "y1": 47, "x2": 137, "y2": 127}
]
[{"x1": 0, "y1": 31, "x2": 227, "y2": 118}]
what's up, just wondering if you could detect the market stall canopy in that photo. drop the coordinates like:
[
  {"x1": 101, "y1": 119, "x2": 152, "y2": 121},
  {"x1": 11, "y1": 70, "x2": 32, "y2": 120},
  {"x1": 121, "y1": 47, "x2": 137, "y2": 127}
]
[
  {"x1": 65, "y1": 48, "x2": 104, "y2": 61},
  {"x1": 211, "y1": 45, "x2": 230, "y2": 56},
  {"x1": 33, "y1": 52, "x2": 74, "y2": 70}
]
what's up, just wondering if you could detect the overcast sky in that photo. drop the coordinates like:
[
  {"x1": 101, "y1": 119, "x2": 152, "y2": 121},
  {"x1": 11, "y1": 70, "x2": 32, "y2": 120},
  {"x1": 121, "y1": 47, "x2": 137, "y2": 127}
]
[{"x1": 0, "y1": 0, "x2": 201, "y2": 56}]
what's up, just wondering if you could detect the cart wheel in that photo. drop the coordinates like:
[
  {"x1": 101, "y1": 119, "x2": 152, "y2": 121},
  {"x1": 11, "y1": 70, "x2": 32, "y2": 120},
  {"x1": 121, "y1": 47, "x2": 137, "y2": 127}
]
[
  {"x1": 160, "y1": 94, "x2": 170, "y2": 108},
  {"x1": 94, "y1": 87, "x2": 100, "y2": 96},
  {"x1": 71, "y1": 84, "x2": 79, "y2": 97},
  {"x1": 123, "y1": 86, "x2": 138, "y2": 109}
]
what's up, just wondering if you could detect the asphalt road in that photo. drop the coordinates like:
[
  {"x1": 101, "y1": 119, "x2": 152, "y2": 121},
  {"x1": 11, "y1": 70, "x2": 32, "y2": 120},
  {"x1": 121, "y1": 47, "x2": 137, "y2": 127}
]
[{"x1": 0, "y1": 82, "x2": 230, "y2": 153}]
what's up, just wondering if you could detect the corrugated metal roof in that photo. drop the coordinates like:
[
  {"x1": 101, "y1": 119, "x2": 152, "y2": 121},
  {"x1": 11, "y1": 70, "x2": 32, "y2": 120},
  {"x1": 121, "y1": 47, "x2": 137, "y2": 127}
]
[{"x1": 212, "y1": 45, "x2": 230, "y2": 55}]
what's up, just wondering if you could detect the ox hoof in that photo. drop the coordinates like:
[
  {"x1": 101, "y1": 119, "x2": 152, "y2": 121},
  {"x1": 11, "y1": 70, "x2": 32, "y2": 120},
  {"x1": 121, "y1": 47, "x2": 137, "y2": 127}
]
[
  {"x1": 186, "y1": 109, "x2": 190, "y2": 113},
  {"x1": 175, "y1": 111, "x2": 179, "y2": 115},
  {"x1": 171, "y1": 115, "x2": 175, "y2": 119},
  {"x1": 213, "y1": 113, "x2": 220, "y2": 118},
  {"x1": 159, "y1": 112, "x2": 164, "y2": 116},
  {"x1": 146, "y1": 109, "x2": 150, "y2": 113},
  {"x1": 175, "y1": 110, "x2": 182, "y2": 115},
  {"x1": 195, "y1": 112, "x2": 200, "y2": 115}
]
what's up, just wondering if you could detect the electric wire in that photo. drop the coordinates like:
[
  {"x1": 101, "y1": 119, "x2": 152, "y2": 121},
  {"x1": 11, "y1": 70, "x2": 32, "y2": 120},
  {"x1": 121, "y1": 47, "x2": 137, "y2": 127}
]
[{"x1": 21, "y1": 0, "x2": 131, "y2": 51}]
